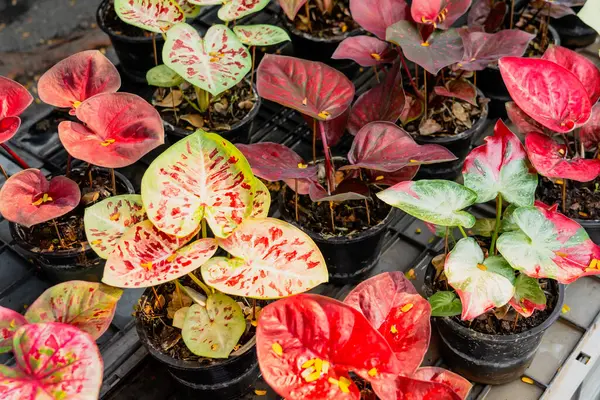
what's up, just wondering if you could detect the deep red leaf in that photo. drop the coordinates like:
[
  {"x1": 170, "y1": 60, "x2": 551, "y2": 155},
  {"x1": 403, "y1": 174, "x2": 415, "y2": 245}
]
[
  {"x1": 412, "y1": 367, "x2": 472, "y2": 399},
  {"x1": 499, "y1": 57, "x2": 592, "y2": 133},
  {"x1": 581, "y1": 103, "x2": 600, "y2": 151},
  {"x1": 350, "y1": 0, "x2": 410, "y2": 39},
  {"x1": 332, "y1": 36, "x2": 396, "y2": 67},
  {"x1": 505, "y1": 102, "x2": 545, "y2": 135},
  {"x1": 308, "y1": 178, "x2": 370, "y2": 202},
  {"x1": 467, "y1": 0, "x2": 507, "y2": 32},
  {"x1": 372, "y1": 374, "x2": 464, "y2": 400},
  {"x1": 399, "y1": 94, "x2": 424, "y2": 125},
  {"x1": 0, "y1": 77, "x2": 33, "y2": 143},
  {"x1": 410, "y1": 0, "x2": 472, "y2": 30},
  {"x1": 433, "y1": 79, "x2": 477, "y2": 105},
  {"x1": 364, "y1": 166, "x2": 420, "y2": 186},
  {"x1": 236, "y1": 142, "x2": 318, "y2": 181}
]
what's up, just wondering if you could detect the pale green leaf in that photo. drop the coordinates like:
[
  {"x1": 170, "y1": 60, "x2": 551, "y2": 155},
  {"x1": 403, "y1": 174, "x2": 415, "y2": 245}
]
[
  {"x1": 428, "y1": 291, "x2": 462, "y2": 317},
  {"x1": 233, "y1": 24, "x2": 291, "y2": 47},
  {"x1": 146, "y1": 65, "x2": 184, "y2": 88}
]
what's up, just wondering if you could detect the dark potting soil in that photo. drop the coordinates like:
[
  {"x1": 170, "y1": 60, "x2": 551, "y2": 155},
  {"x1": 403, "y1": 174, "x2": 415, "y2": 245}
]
[
  {"x1": 156, "y1": 81, "x2": 257, "y2": 133},
  {"x1": 516, "y1": 12, "x2": 555, "y2": 56},
  {"x1": 289, "y1": 0, "x2": 359, "y2": 38},
  {"x1": 537, "y1": 176, "x2": 600, "y2": 220},
  {"x1": 99, "y1": 0, "x2": 155, "y2": 38},
  {"x1": 136, "y1": 274, "x2": 260, "y2": 364},
  {"x1": 30, "y1": 109, "x2": 76, "y2": 135}
]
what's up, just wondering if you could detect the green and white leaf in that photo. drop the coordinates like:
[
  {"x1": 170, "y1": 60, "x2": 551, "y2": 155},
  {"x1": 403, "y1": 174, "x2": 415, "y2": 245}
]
[
  {"x1": 175, "y1": 0, "x2": 202, "y2": 18},
  {"x1": 513, "y1": 274, "x2": 546, "y2": 306},
  {"x1": 114, "y1": 0, "x2": 185, "y2": 33},
  {"x1": 146, "y1": 65, "x2": 184, "y2": 88},
  {"x1": 233, "y1": 25, "x2": 291, "y2": 47},
  {"x1": 173, "y1": 306, "x2": 189, "y2": 329},
  {"x1": 501, "y1": 204, "x2": 520, "y2": 232},
  {"x1": 469, "y1": 218, "x2": 496, "y2": 237},
  {"x1": 218, "y1": 0, "x2": 270, "y2": 21},
  {"x1": 428, "y1": 291, "x2": 462, "y2": 317},
  {"x1": 250, "y1": 178, "x2": 270, "y2": 219}
]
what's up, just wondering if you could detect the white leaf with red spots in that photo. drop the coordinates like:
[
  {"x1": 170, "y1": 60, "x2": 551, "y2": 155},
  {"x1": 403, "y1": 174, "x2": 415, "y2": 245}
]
[
  {"x1": 0, "y1": 307, "x2": 26, "y2": 354},
  {"x1": 187, "y1": 0, "x2": 222, "y2": 5},
  {"x1": 163, "y1": 23, "x2": 251, "y2": 96},
  {"x1": 175, "y1": 0, "x2": 201, "y2": 17},
  {"x1": 201, "y1": 218, "x2": 327, "y2": 299},
  {"x1": 85, "y1": 195, "x2": 147, "y2": 259},
  {"x1": 233, "y1": 24, "x2": 291, "y2": 47},
  {"x1": 114, "y1": 0, "x2": 185, "y2": 33},
  {"x1": 251, "y1": 178, "x2": 270, "y2": 219},
  {"x1": 103, "y1": 220, "x2": 218, "y2": 288},
  {"x1": 218, "y1": 0, "x2": 270, "y2": 22}
]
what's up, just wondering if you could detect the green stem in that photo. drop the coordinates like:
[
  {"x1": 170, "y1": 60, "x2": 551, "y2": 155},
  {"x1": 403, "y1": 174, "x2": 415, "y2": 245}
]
[
  {"x1": 201, "y1": 219, "x2": 207, "y2": 239},
  {"x1": 490, "y1": 193, "x2": 503, "y2": 255},
  {"x1": 458, "y1": 226, "x2": 468, "y2": 239},
  {"x1": 188, "y1": 273, "x2": 213, "y2": 295},
  {"x1": 195, "y1": 86, "x2": 210, "y2": 113},
  {"x1": 181, "y1": 90, "x2": 202, "y2": 113}
]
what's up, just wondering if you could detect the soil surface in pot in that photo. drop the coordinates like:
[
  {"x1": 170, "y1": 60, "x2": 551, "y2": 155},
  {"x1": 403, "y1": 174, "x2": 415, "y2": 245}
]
[
  {"x1": 136, "y1": 273, "x2": 262, "y2": 365},
  {"x1": 537, "y1": 176, "x2": 600, "y2": 220},
  {"x1": 16, "y1": 168, "x2": 129, "y2": 253},
  {"x1": 155, "y1": 81, "x2": 257, "y2": 133},
  {"x1": 287, "y1": 0, "x2": 359, "y2": 38},
  {"x1": 99, "y1": 0, "x2": 154, "y2": 38},
  {"x1": 516, "y1": 11, "x2": 555, "y2": 56}
]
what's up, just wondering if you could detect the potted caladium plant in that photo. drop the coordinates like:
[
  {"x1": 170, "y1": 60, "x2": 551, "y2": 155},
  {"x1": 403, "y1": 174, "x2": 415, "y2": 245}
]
[
  {"x1": 376, "y1": 119, "x2": 600, "y2": 384},
  {"x1": 257, "y1": 272, "x2": 472, "y2": 399},
  {"x1": 499, "y1": 46, "x2": 600, "y2": 244},
  {"x1": 0, "y1": 280, "x2": 122, "y2": 399},
  {"x1": 84, "y1": 129, "x2": 328, "y2": 398}
]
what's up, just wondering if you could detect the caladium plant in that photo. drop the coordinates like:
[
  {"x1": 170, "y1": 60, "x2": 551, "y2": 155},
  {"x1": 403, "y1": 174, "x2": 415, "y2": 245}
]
[
  {"x1": 114, "y1": 0, "x2": 185, "y2": 33},
  {"x1": 0, "y1": 76, "x2": 33, "y2": 144}
]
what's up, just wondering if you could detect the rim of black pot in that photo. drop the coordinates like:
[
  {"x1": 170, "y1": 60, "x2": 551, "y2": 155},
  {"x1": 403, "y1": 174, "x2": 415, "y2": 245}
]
[
  {"x1": 97, "y1": 0, "x2": 164, "y2": 44},
  {"x1": 279, "y1": 11, "x2": 363, "y2": 43},
  {"x1": 575, "y1": 217, "x2": 600, "y2": 226}
]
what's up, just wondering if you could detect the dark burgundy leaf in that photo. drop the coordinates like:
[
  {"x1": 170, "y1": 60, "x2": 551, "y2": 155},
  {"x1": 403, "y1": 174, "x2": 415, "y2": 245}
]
[
  {"x1": 236, "y1": 142, "x2": 318, "y2": 181},
  {"x1": 581, "y1": 103, "x2": 600, "y2": 151},
  {"x1": 433, "y1": 79, "x2": 477, "y2": 105},
  {"x1": 309, "y1": 178, "x2": 370, "y2": 202},
  {"x1": 350, "y1": 0, "x2": 410, "y2": 39},
  {"x1": 399, "y1": 94, "x2": 424, "y2": 125},
  {"x1": 332, "y1": 36, "x2": 396, "y2": 67},
  {"x1": 364, "y1": 166, "x2": 419, "y2": 186}
]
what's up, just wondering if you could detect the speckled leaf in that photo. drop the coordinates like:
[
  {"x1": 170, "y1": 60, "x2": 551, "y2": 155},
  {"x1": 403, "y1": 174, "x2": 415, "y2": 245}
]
[
  {"x1": 344, "y1": 272, "x2": 431, "y2": 376},
  {"x1": 387, "y1": 21, "x2": 464, "y2": 74},
  {"x1": 456, "y1": 29, "x2": 534, "y2": 71},
  {"x1": 233, "y1": 25, "x2": 291, "y2": 46},
  {"x1": 411, "y1": 367, "x2": 472, "y2": 399},
  {"x1": 0, "y1": 169, "x2": 80, "y2": 228},
  {"x1": 581, "y1": 103, "x2": 600, "y2": 151},
  {"x1": 202, "y1": 218, "x2": 327, "y2": 299},
  {"x1": 175, "y1": 0, "x2": 201, "y2": 18},
  {"x1": 182, "y1": 293, "x2": 246, "y2": 358},
  {"x1": 505, "y1": 101, "x2": 545, "y2": 135},
  {"x1": 463, "y1": 120, "x2": 537, "y2": 206},
  {"x1": 0, "y1": 323, "x2": 102, "y2": 400},
  {"x1": 279, "y1": 0, "x2": 307, "y2": 20},
  {"x1": 236, "y1": 142, "x2": 318, "y2": 181},
  {"x1": 509, "y1": 274, "x2": 546, "y2": 318},
  {"x1": 163, "y1": 23, "x2": 251, "y2": 96},
  {"x1": 377, "y1": 180, "x2": 477, "y2": 228},
  {"x1": 218, "y1": 0, "x2": 270, "y2": 21},
  {"x1": 331, "y1": 36, "x2": 395, "y2": 67},
  {"x1": 24, "y1": 281, "x2": 123, "y2": 340},
  {"x1": 85, "y1": 195, "x2": 147, "y2": 259},
  {"x1": 579, "y1": 0, "x2": 600, "y2": 35},
  {"x1": 428, "y1": 291, "x2": 462, "y2": 317},
  {"x1": 251, "y1": 178, "x2": 270, "y2": 219},
  {"x1": 256, "y1": 54, "x2": 355, "y2": 121},
  {"x1": 187, "y1": 0, "x2": 221, "y2": 5},
  {"x1": 0, "y1": 77, "x2": 33, "y2": 143},
  {"x1": 350, "y1": 0, "x2": 410, "y2": 39},
  {"x1": 146, "y1": 64, "x2": 184, "y2": 87},
  {"x1": 445, "y1": 238, "x2": 515, "y2": 320},
  {"x1": 411, "y1": 0, "x2": 472, "y2": 30},
  {"x1": 114, "y1": 0, "x2": 185, "y2": 33},
  {"x1": 372, "y1": 373, "x2": 467, "y2": 400},
  {"x1": 433, "y1": 79, "x2": 477, "y2": 105},
  {"x1": 142, "y1": 130, "x2": 255, "y2": 238},
  {"x1": 497, "y1": 204, "x2": 600, "y2": 284},
  {"x1": 0, "y1": 307, "x2": 26, "y2": 353},
  {"x1": 103, "y1": 220, "x2": 218, "y2": 287}
]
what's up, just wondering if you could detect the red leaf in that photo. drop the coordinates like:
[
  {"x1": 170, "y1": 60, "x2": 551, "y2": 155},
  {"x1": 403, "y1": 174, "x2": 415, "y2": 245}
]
[
  {"x1": 344, "y1": 272, "x2": 431, "y2": 376},
  {"x1": 542, "y1": 45, "x2": 600, "y2": 105},
  {"x1": 347, "y1": 63, "x2": 406, "y2": 135},
  {"x1": 433, "y1": 79, "x2": 477, "y2": 105},
  {"x1": 0, "y1": 77, "x2": 33, "y2": 143},
  {"x1": 499, "y1": 57, "x2": 592, "y2": 133},
  {"x1": 372, "y1": 374, "x2": 464, "y2": 400},
  {"x1": 525, "y1": 132, "x2": 600, "y2": 182},
  {"x1": 581, "y1": 103, "x2": 600, "y2": 150},
  {"x1": 332, "y1": 36, "x2": 396, "y2": 67},
  {"x1": 257, "y1": 294, "x2": 401, "y2": 400},
  {"x1": 236, "y1": 142, "x2": 318, "y2": 181},
  {"x1": 0, "y1": 307, "x2": 27, "y2": 353},
  {"x1": 0, "y1": 169, "x2": 80, "y2": 228},
  {"x1": 58, "y1": 93, "x2": 164, "y2": 168},
  {"x1": 467, "y1": 0, "x2": 508, "y2": 32},
  {"x1": 505, "y1": 101, "x2": 545, "y2": 135},
  {"x1": 532, "y1": 0, "x2": 576, "y2": 18},
  {"x1": 256, "y1": 55, "x2": 355, "y2": 121},
  {"x1": 37, "y1": 50, "x2": 120, "y2": 112},
  {"x1": 364, "y1": 166, "x2": 420, "y2": 186},
  {"x1": 350, "y1": 0, "x2": 410, "y2": 39},
  {"x1": 509, "y1": 296, "x2": 545, "y2": 318},
  {"x1": 308, "y1": 178, "x2": 370, "y2": 202},
  {"x1": 399, "y1": 94, "x2": 424, "y2": 125},
  {"x1": 410, "y1": 0, "x2": 472, "y2": 30},
  {"x1": 412, "y1": 367, "x2": 472, "y2": 399},
  {"x1": 345, "y1": 122, "x2": 456, "y2": 172}
]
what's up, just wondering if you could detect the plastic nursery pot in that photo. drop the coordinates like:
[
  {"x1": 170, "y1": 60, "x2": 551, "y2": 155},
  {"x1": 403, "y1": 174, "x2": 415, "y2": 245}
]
[
  {"x1": 163, "y1": 80, "x2": 262, "y2": 145},
  {"x1": 551, "y1": 7, "x2": 597, "y2": 50},
  {"x1": 575, "y1": 218, "x2": 600, "y2": 245},
  {"x1": 413, "y1": 90, "x2": 489, "y2": 181},
  {"x1": 9, "y1": 168, "x2": 135, "y2": 283},
  {"x1": 97, "y1": 0, "x2": 164, "y2": 83},
  {"x1": 135, "y1": 289, "x2": 259, "y2": 400},
  {"x1": 423, "y1": 262, "x2": 565, "y2": 385}
]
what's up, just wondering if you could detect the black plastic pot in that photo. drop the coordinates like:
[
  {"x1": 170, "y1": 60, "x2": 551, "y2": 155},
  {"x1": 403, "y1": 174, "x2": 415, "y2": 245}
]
[
  {"x1": 576, "y1": 218, "x2": 600, "y2": 245},
  {"x1": 414, "y1": 91, "x2": 489, "y2": 181},
  {"x1": 424, "y1": 263, "x2": 565, "y2": 385},
  {"x1": 97, "y1": 0, "x2": 164, "y2": 83},
  {"x1": 135, "y1": 295, "x2": 259, "y2": 400},
  {"x1": 551, "y1": 7, "x2": 597, "y2": 50},
  {"x1": 9, "y1": 168, "x2": 135, "y2": 283}
]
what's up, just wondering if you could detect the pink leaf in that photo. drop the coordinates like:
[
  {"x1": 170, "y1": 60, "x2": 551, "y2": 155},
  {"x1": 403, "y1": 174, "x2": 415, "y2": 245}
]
[
  {"x1": 344, "y1": 272, "x2": 431, "y2": 376},
  {"x1": 350, "y1": 0, "x2": 410, "y2": 39},
  {"x1": 525, "y1": 132, "x2": 600, "y2": 182},
  {"x1": 433, "y1": 78, "x2": 477, "y2": 105},
  {"x1": 499, "y1": 57, "x2": 592, "y2": 133},
  {"x1": 505, "y1": 101, "x2": 545, "y2": 135},
  {"x1": 0, "y1": 77, "x2": 33, "y2": 143},
  {"x1": 411, "y1": 0, "x2": 472, "y2": 30},
  {"x1": 37, "y1": 50, "x2": 120, "y2": 111},
  {"x1": 0, "y1": 307, "x2": 26, "y2": 353},
  {"x1": 331, "y1": 36, "x2": 396, "y2": 67},
  {"x1": 412, "y1": 367, "x2": 472, "y2": 399},
  {"x1": 58, "y1": 92, "x2": 164, "y2": 168},
  {"x1": 278, "y1": 0, "x2": 307, "y2": 20},
  {"x1": 581, "y1": 103, "x2": 600, "y2": 150},
  {"x1": 236, "y1": 142, "x2": 318, "y2": 181},
  {"x1": 0, "y1": 169, "x2": 80, "y2": 228}
]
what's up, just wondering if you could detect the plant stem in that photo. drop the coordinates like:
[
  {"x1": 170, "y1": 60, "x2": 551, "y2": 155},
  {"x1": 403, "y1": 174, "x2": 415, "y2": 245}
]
[
  {"x1": 251, "y1": 46, "x2": 256, "y2": 88},
  {"x1": 444, "y1": 226, "x2": 449, "y2": 254},
  {"x1": 513, "y1": 312, "x2": 519, "y2": 330},
  {"x1": 318, "y1": 120, "x2": 335, "y2": 192},
  {"x1": 474, "y1": 71, "x2": 477, "y2": 87},
  {"x1": 0, "y1": 164, "x2": 8, "y2": 180},
  {"x1": 66, "y1": 154, "x2": 72, "y2": 178},
  {"x1": 195, "y1": 86, "x2": 210, "y2": 113},
  {"x1": 188, "y1": 272, "x2": 212, "y2": 295},
  {"x1": 152, "y1": 34, "x2": 158, "y2": 66},
  {"x1": 201, "y1": 219, "x2": 207, "y2": 238},
  {"x1": 329, "y1": 201, "x2": 335, "y2": 233},
  {"x1": 373, "y1": 65, "x2": 380, "y2": 83},
  {"x1": 252, "y1": 298, "x2": 257, "y2": 320},
  {"x1": 175, "y1": 280, "x2": 183, "y2": 308},
  {"x1": 1, "y1": 144, "x2": 30, "y2": 169},
  {"x1": 53, "y1": 219, "x2": 66, "y2": 248},
  {"x1": 398, "y1": 50, "x2": 423, "y2": 100},
  {"x1": 111, "y1": 168, "x2": 117, "y2": 195},
  {"x1": 312, "y1": 119, "x2": 317, "y2": 164},
  {"x1": 181, "y1": 90, "x2": 203, "y2": 113},
  {"x1": 86, "y1": 163, "x2": 93, "y2": 188},
  {"x1": 305, "y1": 2, "x2": 312, "y2": 32},
  {"x1": 458, "y1": 225, "x2": 468, "y2": 238},
  {"x1": 415, "y1": 64, "x2": 419, "y2": 88},
  {"x1": 294, "y1": 179, "x2": 299, "y2": 222},
  {"x1": 510, "y1": 0, "x2": 515, "y2": 29},
  {"x1": 171, "y1": 88, "x2": 179, "y2": 124},
  {"x1": 359, "y1": 170, "x2": 371, "y2": 225},
  {"x1": 151, "y1": 286, "x2": 160, "y2": 302},
  {"x1": 424, "y1": 71, "x2": 428, "y2": 119},
  {"x1": 562, "y1": 178, "x2": 568, "y2": 213},
  {"x1": 490, "y1": 193, "x2": 502, "y2": 255},
  {"x1": 577, "y1": 129, "x2": 585, "y2": 158}
]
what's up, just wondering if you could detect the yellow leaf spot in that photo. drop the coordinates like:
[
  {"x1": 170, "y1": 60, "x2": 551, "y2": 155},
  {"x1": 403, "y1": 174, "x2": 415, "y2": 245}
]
[
  {"x1": 272, "y1": 342, "x2": 283, "y2": 356},
  {"x1": 101, "y1": 138, "x2": 116, "y2": 147},
  {"x1": 318, "y1": 110, "x2": 331, "y2": 119},
  {"x1": 109, "y1": 212, "x2": 120, "y2": 221},
  {"x1": 251, "y1": 320, "x2": 257, "y2": 327},
  {"x1": 401, "y1": 303, "x2": 414, "y2": 313},
  {"x1": 375, "y1": 175, "x2": 384, "y2": 181},
  {"x1": 409, "y1": 159, "x2": 419, "y2": 163},
  {"x1": 556, "y1": 179, "x2": 564, "y2": 185},
  {"x1": 421, "y1": 42, "x2": 430, "y2": 47},
  {"x1": 141, "y1": 261, "x2": 153, "y2": 271},
  {"x1": 209, "y1": 51, "x2": 219, "y2": 57},
  {"x1": 405, "y1": 269, "x2": 416, "y2": 280},
  {"x1": 9, "y1": 319, "x2": 15, "y2": 329},
  {"x1": 328, "y1": 377, "x2": 339, "y2": 385},
  {"x1": 31, "y1": 198, "x2": 44, "y2": 206},
  {"x1": 91, "y1": 239, "x2": 103, "y2": 245},
  {"x1": 341, "y1": 23, "x2": 348, "y2": 33},
  {"x1": 457, "y1": 63, "x2": 463, "y2": 67},
  {"x1": 210, "y1": 57, "x2": 220, "y2": 62},
  {"x1": 254, "y1": 389, "x2": 267, "y2": 396},
  {"x1": 477, "y1": 263, "x2": 487, "y2": 271},
  {"x1": 339, "y1": 376, "x2": 352, "y2": 393},
  {"x1": 589, "y1": 259, "x2": 598, "y2": 271},
  {"x1": 211, "y1": 343, "x2": 219, "y2": 351},
  {"x1": 555, "y1": 251, "x2": 568, "y2": 257},
  {"x1": 368, "y1": 368, "x2": 378, "y2": 377},
  {"x1": 305, "y1": 370, "x2": 321, "y2": 382},
  {"x1": 297, "y1": 163, "x2": 308, "y2": 169},
  {"x1": 302, "y1": 97, "x2": 308, "y2": 106},
  {"x1": 558, "y1": 149, "x2": 565, "y2": 156},
  {"x1": 72, "y1": 100, "x2": 82, "y2": 108},
  {"x1": 302, "y1": 359, "x2": 316, "y2": 369},
  {"x1": 315, "y1": 358, "x2": 323, "y2": 374},
  {"x1": 370, "y1": 53, "x2": 381, "y2": 61},
  {"x1": 562, "y1": 304, "x2": 570, "y2": 314},
  {"x1": 390, "y1": 324, "x2": 398, "y2": 334},
  {"x1": 166, "y1": 253, "x2": 177, "y2": 262},
  {"x1": 579, "y1": 212, "x2": 589, "y2": 218},
  {"x1": 521, "y1": 376, "x2": 534, "y2": 384}
]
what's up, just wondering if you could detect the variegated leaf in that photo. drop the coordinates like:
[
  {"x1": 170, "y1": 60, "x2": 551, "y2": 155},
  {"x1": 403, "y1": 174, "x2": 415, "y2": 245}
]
[
  {"x1": 175, "y1": 0, "x2": 202, "y2": 18},
  {"x1": 251, "y1": 178, "x2": 270, "y2": 219},
  {"x1": 146, "y1": 64, "x2": 184, "y2": 88},
  {"x1": 428, "y1": 291, "x2": 462, "y2": 317},
  {"x1": 114, "y1": 0, "x2": 185, "y2": 33},
  {"x1": 0, "y1": 307, "x2": 26, "y2": 354},
  {"x1": 233, "y1": 25, "x2": 291, "y2": 47},
  {"x1": 218, "y1": 0, "x2": 270, "y2": 21},
  {"x1": 509, "y1": 274, "x2": 546, "y2": 318}
]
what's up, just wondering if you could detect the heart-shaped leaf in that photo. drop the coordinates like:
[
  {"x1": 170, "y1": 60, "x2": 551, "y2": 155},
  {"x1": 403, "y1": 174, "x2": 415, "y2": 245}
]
[
  {"x1": 218, "y1": 0, "x2": 270, "y2": 21},
  {"x1": 308, "y1": 179, "x2": 370, "y2": 202},
  {"x1": 509, "y1": 274, "x2": 546, "y2": 318},
  {"x1": 201, "y1": 218, "x2": 327, "y2": 299},
  {"x1": 497, "y1": 203, "x2": 600, "y2": 284},
  {"x1": 433, "y1": 78, "x2": 477, "y2": 105},
  {"x1": 233, "y1": 24, "x2": 291, "y2": 47},
  {"x1": 467, "y1": 0, "x2": 507, "y2": 32},
  {"x1": 372, "y1": 373, "x2": 468, "y2": 400},
  {"x1": 331, "y1": 36, "x2": 395, "y2": 67},
  {"x1": 114, "y1": 0, "x2": 185, "y2": 33},
  {"x1": 505, "y1": 101, "x2": 545, "y2": 135},
  {"x1": 0, "y1": 77, "x2": 33, "y2": 143},
  {"x1": 542, "y1": 45, "x2": 600, "y2": 105},
  {"x1": 344, "y1": 122, "x2": 456, "y2": 172},
  {"x1": 463, "y1": 120, "x2": 537, "y2": 206},
  {"x1": 37, "y1": 50, "x2": 120, "y2": 112},
  {"x1": 428, "y1": 291, "x2": 462, "y2": 317},
  {"x1": 163, "y1": 23, "x2": 251, "y2": 96},
  {"x1": 445, "y1": 238, "x2": 515, "y2": 320},
  {"x1": 59, "y1": 92, "x2": 164, "y2": 168},
  {"x1": 411, "y1": 0, "x2": 472, "y2": 30},
  {"x1": 344, "y1": 272, "x2": 431, "y2": 376},
  {"x1": 347, "y1": 63, "x2": 406, "y2": 135},
  {"x1": 411, "y1": 367, "x2": 472, "y2": 399},
  {"x1": 103, "y1": 220, "x2": 218, "y2": 288},
  {"x1": 142, "y1": 130, "x2": 255, "y2": 238},
  {"x1": 499, "y1": 57, "x2": 592, "y2": 133},
  {"x1": 278, "y1": 0, "x2": 307, "y2": 20},
  {"x1": 387, "y1": 21, "x2": 464, "y2": 75},
  {"x1": 0, "y1": 307, "x2": 26, "y2": 353},
  {"x1": 0, "y1": 169, "x2": 80, "y2": 228},
  {"x1": 377, "y1": 180, "x2": 477, "y2": 228},
  {"x1": 24, "y1": 281, "x2": 123, "y2": 340},
  {"x1": 257, "y1": 294, "x2": 402, "y2": 400},
  {"x1": 182, "y1": 293, "x2": 246, "y2": 358},
  {"x1": 146, "y1": 64, "x2": 184, "y2": 87},
  {"x1": 525, "y1": 131, "x2": 600, "y2": 182},
  {"x1": 237, "y1": 142, "x2": 318, "y2": 181},
  {"x1": 256, "y1": 54, "x2": 355, "y2": 121},
  {"x1": 579, "y1": 0, "x2": 600, "y2": 35},
  {"x1": 456, "y1": 29, "x2": 534, "y2": 71},
  {"x1": 175, "y1": 0, "x2": 201, "y2": 18},
  {"x1": 251, "y1": 178, "x2": 270, "y2": 219},
  {"x1": 84, "y1": 195, "x2": 147, "y2": 259},
  {"x1": 400, "y1": 94, "x2": 425, "y2": 126},
  {"x1": 581, "y1": 103, "x2": 600, "y2": 151},
  {"x1": 0, "y1": 323, "x2": 102, "y2": 400},
  {"x1": 350, "y1": 0, "x2": 410, "y2": 39}
]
